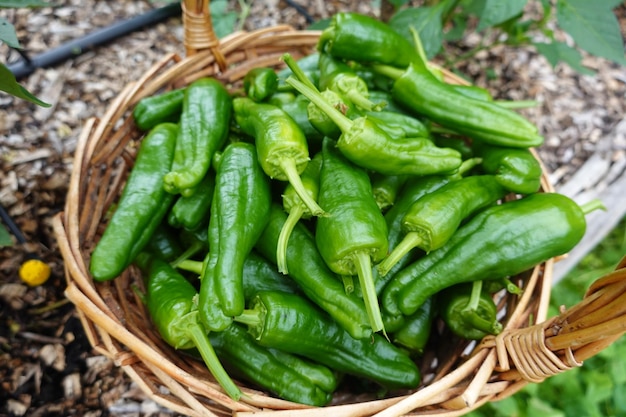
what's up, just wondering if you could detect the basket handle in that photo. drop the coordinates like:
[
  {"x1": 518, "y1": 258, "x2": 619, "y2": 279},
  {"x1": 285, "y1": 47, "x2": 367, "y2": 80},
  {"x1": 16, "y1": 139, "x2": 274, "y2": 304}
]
[{"x1": 182, "y1": 0, "x2": 227, "y2": 69}]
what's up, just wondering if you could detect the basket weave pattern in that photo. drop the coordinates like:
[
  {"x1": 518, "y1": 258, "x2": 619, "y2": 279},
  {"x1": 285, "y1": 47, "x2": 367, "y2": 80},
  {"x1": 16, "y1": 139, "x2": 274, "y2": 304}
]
[{"x1": 52, "y1": 2, "x2": 626, "y2": 416}]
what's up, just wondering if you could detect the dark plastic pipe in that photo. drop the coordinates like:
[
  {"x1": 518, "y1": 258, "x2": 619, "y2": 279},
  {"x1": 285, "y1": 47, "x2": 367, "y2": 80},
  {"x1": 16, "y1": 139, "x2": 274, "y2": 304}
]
[{"x1": 8, "y1": 2, "x2": 182, "y2": 80}]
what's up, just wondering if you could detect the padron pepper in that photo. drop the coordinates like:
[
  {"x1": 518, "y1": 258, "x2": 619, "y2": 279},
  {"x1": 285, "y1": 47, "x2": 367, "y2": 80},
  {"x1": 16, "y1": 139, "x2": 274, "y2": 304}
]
[
  {"x1": 233, "y1": 97, "x2": 327, "y2": 217},
  {"x1": 90, "y1": 122, "x2": 177, "y2": 281},
  {"x1": 198, "y1": 142, "x2": 272, "y2": 331},
  {"x1": 243, "y1": 67, "x2": 279, "y2": 102},
  {"x1": 267, "y1": 92, "x2": 323, "y2": 146},
  {"x1": 167, "y1": 170, "x2": 215, "y2": 231},
  {"x1": 235, "y1": 290, "x2": 421, "y2": 389},
  {"x1": 377, "y1": 174, "x2": 507, "y2": 276},
  {"x1": 209, "y1": 323, "x2": 336, "y2": 406},
  {"x1": 472, "y1": 142, "x2": 543, "y2": 195},
  {"x1": 163, "y1": 77, "x2": 231, "y2": 196},
  {"x1": 132, "y1": 87, "x2": 185, "y2": 131},
  {"x1": 137, "y1": 254, "x2": 241, "y2": 400},
  {"x1": 371, "y1": 62, "x2": 544, "y2": 148},
  {"x1": 438, "y1": 281, "x2": 503, "y2": 340},
  {"x1": 384, "y1": 193, "x2": 604, "y2": 317},
  {"x1": 316, "y1": 137, "x2": 388, "y2": 334},
  {"x1": 317, "y1": 12, "x2": 418, "y2": 68},
  {"x1": 286, "y1": 75, "x2": 463, "y2": 177},
  {"x1": 393, "y1": 297, "x2": 436, "y2": 355},
  {"x1": 255, "y1": 204, "x2": 372, "y2": 340},
  {"x1": 277, "y1": 152, "x2": 323, "y2": 274}
]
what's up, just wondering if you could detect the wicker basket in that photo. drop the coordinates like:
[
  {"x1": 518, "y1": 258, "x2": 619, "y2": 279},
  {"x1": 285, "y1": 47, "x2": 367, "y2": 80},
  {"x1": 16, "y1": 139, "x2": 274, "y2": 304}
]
[{"x1": 52, "y1": 1, "x2": 626, "y2": 416}]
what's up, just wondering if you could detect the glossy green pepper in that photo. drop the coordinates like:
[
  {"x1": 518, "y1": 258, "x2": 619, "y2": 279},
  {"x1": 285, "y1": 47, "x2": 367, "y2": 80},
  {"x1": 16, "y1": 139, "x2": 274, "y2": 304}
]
[
  {"x1": 209, "y1": 323, "x2": 336, "y2": 406},
  {"x1": 90, "y1": 123, "x2": 177, "y2": 281},
  {"x1": 132, "y1": 87, "x2": 185, "y2": 131},
  {"x1": 372, "y1": 63, "x2": 544, "y2": 148},
  {"x1": 317, "y1": 12, "x2": 418, "y2": 68},
  {"x1": 137, "y1": 254, "x2": 241, "y2": 400},
  {"x1": 164, "y1": 77, "x2": 231, "y2": 196},
  {"x1": 267, "y1": 92, "x2": 323, "y2": 145},
  {"x1": 233, "y1": 97, "x2": 327, "y2": 217},
  {"x1": 235, "y1": 290, "x2": 421, "y2": 389},
  {"x1": 438, "y1": 281, "x2": 503, "y2": 340},
  {"x1": 167, "y1": 170, "x2": 215, "y2": 231},
  {"x1": 378, "y1": 175, "x2": 506, "y2": 276},
  {"x1": 286, "y1": 76, "x2": 463, "y2": 177},
  {"x1": 370, "y1": 173, "x2": 408, "y2": 212},
  {"x1": 244, "y1": 67, "x2": 279, "y2": 102},
  {"x1": 365, "y1": 110, "x2": 431, "y2": 139},
  {"x1": 198, "y1": 142, "x2": 272, "y2": 330},
  {"x1": 277, "y1": 152, "x2": 323, "y2": 274},
  {"x1": 255, "y1": 204, "x2": 372, "y2": 340},
  {"x1": 393, "y1": 297, "x2": 436, "y2": 354},
  {"x1": 473, "y1": 142, "x2": 543, "y2": 195},
  {"x1": 384, "y1": 193, "x2": 599, "y2": 317},
  {"x1": 144, "y1": 223, "x2": 184, "y2": 262}
]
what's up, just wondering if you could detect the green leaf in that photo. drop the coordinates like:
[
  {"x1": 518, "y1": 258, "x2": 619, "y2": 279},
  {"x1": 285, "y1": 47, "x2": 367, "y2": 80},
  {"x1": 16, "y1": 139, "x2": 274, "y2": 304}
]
[
  {"x1": 477, "y1": 0, "x2": 528, "y2": 31},
  {"x1": 527, "y1": 396, "x2": 566, "y2": 417},
  {"x1": 533, "y1": 40, "x2": 596, "y2": 75},
  {"x1": 0, "y1": 0, "x2": 51, "y2": 7},
  {"x1": 585, "y1": 371, "x2": 614, "y2": 405},
  {"x1": 0, "y1": 17, "x2": 20, "y2": 48},
  {"x1": 389, "y1": 5, "x2": 445, "y2": 59},
  {"x1": 556, "y1": 0, "x2": 626, "y2": 65},
  {"x1": 209, "y1": 0, "x2": 237, "y2": 39},
  {"x1": 444, "y1": 14, "x2": 467, "y2": 42},
  {"x1": 0, "y1": 63, "x2": 51, "y2": 106},
  {"x1": 0, "y1": 223, "x2": 13, "y2": 247},
  {"x1": 387, "y1": 0, "x2": 410, "y2": 8},
  {"x1": 307, "y1": 18, "x2": 331, "y2": 31}
]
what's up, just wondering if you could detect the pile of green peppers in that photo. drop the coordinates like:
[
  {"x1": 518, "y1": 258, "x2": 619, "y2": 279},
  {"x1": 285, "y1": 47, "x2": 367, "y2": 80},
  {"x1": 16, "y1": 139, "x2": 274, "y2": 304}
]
[{"x1": 90, "y1": 12, "x2": 604, "y2": 406}]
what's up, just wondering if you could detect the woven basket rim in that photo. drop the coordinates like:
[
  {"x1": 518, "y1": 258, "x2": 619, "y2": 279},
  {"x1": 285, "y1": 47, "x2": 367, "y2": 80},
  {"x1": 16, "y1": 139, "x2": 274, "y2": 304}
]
[{"x1": 52, "y1": 3, "x2": 626, "y2": 416}]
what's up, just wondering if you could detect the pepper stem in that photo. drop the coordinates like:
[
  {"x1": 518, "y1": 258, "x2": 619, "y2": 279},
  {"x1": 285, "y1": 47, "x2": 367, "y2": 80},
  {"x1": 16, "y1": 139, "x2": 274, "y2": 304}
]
[
  {"x1": 285, "y1": 76, "x2": 353, "y2": 133},
  {"x1": 281, "y1": 53, "x2": 319, "y2": 92},
  {"x1": 278, "y1": 158, "x2": 328, "y2": 217},
  {"x1": 175, "y1": 259, "x2": 204, "y2": 276},
  {"x1": 343, "y1": 88, "x2": 385, "y2": 112},
  {"x1": 276, "y1": 204, "x2": 306, "y2": 274},
  {"x1": 351, "y1": 250, "x2": 386, "y2": 335},
  {"x1": 342, "y1": 275, "x2": 355, "y2": 295},
  {"x1": 234, "y1": 308, "x2": 262, "y2": 328},
  {"x1": 369, "y1": 64, "x2": 404, "y2": 81},
  {"x1": 579, "y1": 198, "x2": 606, "y2": 215},
  {"x1": 377, "y1": 232, "x2": 424, "y2": 277},
  {"x1": 465, "y1": 280, "x2": 483, "y2": 312},
  {"x1": 460, "y1": 281, "x2": 503, "y2": 335},
  {"x1": 170, "y1": 240, "x2": 204, "y2": 269},
  {"x1": 186, "y1": 317, "x2": 242, "y2": 400}
]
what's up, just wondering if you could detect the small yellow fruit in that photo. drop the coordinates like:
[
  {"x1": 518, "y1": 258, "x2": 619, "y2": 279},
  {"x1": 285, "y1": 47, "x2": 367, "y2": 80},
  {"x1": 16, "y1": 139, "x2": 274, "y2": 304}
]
[{"x1": 19, "y1": 259, "x2": 51, "y2": 287}]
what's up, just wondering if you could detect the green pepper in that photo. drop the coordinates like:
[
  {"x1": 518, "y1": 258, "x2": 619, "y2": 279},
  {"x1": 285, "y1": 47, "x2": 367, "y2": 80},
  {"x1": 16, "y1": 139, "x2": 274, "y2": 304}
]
[
  {"x1": 316, "y1": 137, "x2": 388, "y2": 334},
  {"x1": 372, "y1": 63, "x2": 544, "y2": 148},
  {"x1": 198, "y1": 142, "x2": 272, "y2": 330},
  {"x1": 277, "y1": 152, "x2": 323, "y2": 275},
  {"x1": 317, "y1": 52, "x2": 384, "y2": 111},
  {"x1": 472, "y1": 142, "x2": 543, "y2": 195},
  {"x1": 306, "y1": 88, "x2": 353, "y2": 139},
  {"x1": 317, "y1": 12, "x2": 418, "y2": 68},
  {"x1": 138, "y1": 254, "x2": 241, "y2": 400},
  {"x1": 370, "y1": 173, "x2": 408, "y2": 212},
  {"x1": 235, "y1": 290, "x2": 421, "y2": 389},
  {"x1": 209, "y1": 323, "x2": 336, "y2": 406},
  {"x1": 385, "y1": 193, "x2": 600, "y2": 317},
  {"x1": 377, "y1": 175, "x2": 506, "y2": 276},
  {"x1": 167, "y1": 170, "x2": 215, "y2": 231},
  {"x1": 438, "y1": 281, "x2": 503, "y2": 340},
  {"x1": 286, "y1": 76, "x2": 463, "y2": 177},
  {"x1": 244, "y1": 67, "x2": 279, "y2": 102},
  {"x1": 393, "y1": 297, "x2": 436, "y2": 354},
  {"x1": 145, "y1": 223, "x2": 184, "y2": 262},
  {"x1": 365, "y1": 110, "x2": 431, "y2": 139},
  {"x1": 163, "y1": 77, "x2": 232, "y2": 196},
  {"x1": 233, "y1": 97, "x2": 327, "y2": 217},
  {"x1": 255, "y1": 204, "x2": 372, "y2": 340},
  {"x1": 90, "y1": 123, "x2": 178, "y2": 281},
  {"x1": 132, "y1": 87, "x2": 185, "y2": 131},
  {"x1": 433, "y1": 136, "x2": 474, "y2": 160}
]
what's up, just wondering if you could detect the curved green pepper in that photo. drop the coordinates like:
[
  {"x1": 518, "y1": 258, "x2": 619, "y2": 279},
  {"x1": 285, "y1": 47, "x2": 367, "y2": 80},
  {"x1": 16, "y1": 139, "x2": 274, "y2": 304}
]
[
  {"x1": 167, "y1": 170, "x2": 215, "y2": 231},
  {"x1": 198, "y1": 142, "x2": 272, "y2": 330},
  {"x1": 233, "y1": 97, "x2": 327, "y2": 217},
  {"x1": 286, "y1": 76, "x2": 463, "y2": 177},
  {"x1": 255, "y1": 204, "x2": 372, "y2": 340},
  {"x1": 164, "y1": 77, "x2": 231, "y2": 196},
  {"x1": 244, "y1": 67, "x2": 279, "y2": 102},
  {"x1": 317, "y1": 12, "x2": 418, "y2": 68},
  {"x1": 393, "y1": 297, "x2": 436, "y2": 354},
  {"x1": 139, "y1": 254, "x2": 241, "y2": 400},
  {"x1": 316, "y1": 137, "x2": 388, "y2": 334},
  {"x1": 132, "y1": 87, "x2": 185, "y2": 131},
  {"x1": 378, "y1": 175, "x2": 506, "y2": 276},
  {"x1": 365, "y1": 110, "x2": 431, "y2": 139},
  {"x1": 386, "y1": 192, "x2": 592, "y2": 317},
  {"x1": 473, "y1": 142, "x2": 543, "y2": 195},
  {"x1": 209, "y1": 323, "x2": 336, "y2": 406},
  {"x1": 90, "y1": 123, "x2": 178, "y2": 281},
  {"x1": 235, "y1": 290, "x2": 421, "y2": 389}
]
